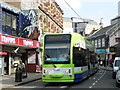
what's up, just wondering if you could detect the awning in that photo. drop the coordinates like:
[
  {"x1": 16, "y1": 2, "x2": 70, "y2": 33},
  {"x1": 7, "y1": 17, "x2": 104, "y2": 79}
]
[{"x1": 0, "y1": 52, "x2": 7, "y2": 55}]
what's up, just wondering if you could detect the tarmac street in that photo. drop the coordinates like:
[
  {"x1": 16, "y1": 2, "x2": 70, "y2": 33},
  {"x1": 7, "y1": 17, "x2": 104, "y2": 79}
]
[
  {"x1": 1, "y1": 66, "x2": 112, "y2": 89},
  {"x1": 8, "y1": 67, "x2": 116, "y2": 89}
]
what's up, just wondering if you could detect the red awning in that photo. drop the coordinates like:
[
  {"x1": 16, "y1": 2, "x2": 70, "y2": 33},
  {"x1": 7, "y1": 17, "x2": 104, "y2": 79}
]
[{"x1": 0, "y1": 52, "x2": 7, "y2": 55}]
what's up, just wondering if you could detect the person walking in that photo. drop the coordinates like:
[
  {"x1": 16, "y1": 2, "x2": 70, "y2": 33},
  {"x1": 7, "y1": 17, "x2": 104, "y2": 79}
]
[{"x1": 19, "y1": 60, "x2": 27, "y2": 78}]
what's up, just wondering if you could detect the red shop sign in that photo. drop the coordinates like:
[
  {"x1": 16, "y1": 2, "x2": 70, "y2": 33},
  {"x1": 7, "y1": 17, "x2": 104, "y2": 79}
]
[
  {"x1": 19, "y1": 38, "x2": 42, "y2": 48},
  {"x1": 0, "y1": 34, "x2": 18, "y2": 45},
  {"x1": 19, "y1": 38, "x2": 34, "y2": 47},
  {"x1": 0, "y1": 34, "x2": 42, "y2": 48},
  {"x1": 0, "y1": 52, "x2": 7, "y2": 55}
]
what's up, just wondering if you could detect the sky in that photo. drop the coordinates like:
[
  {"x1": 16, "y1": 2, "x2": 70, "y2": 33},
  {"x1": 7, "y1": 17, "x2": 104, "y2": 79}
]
[{"x1": 55, "y1": 0, "x2": 120, "y2": 27}]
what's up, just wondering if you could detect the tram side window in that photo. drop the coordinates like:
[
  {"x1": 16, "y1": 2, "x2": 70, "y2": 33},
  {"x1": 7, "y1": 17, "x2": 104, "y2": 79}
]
[
  {"x1": 73, "y1": 47, "x2": 87, "y2": 67},
  {"x1": 90, "y1": 52, "x2": 96, "y2": 67}
]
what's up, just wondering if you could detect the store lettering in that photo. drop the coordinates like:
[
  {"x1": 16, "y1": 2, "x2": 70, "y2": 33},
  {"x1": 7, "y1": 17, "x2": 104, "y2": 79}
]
[
  {"x1": 23, "y1": 40, "x2": 33, "y2": 46},
  {"x1": 1, "y1": 36, "x2": 15, "y2": 43}
]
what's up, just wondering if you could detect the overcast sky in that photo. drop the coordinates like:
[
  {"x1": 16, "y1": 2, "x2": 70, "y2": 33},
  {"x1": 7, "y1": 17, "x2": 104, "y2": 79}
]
[{"x1": 56, "y1": 0, "x2": 120, "y2": 27}]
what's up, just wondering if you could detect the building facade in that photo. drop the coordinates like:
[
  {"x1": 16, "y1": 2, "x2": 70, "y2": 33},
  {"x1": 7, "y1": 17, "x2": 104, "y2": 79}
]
[
  {"x1": 87, "y1": 25, "x2": 114, "y2": 65},
  {"x1": 0, "y1": 1, "x2": 42, "y2": 75},
  {"x1": 71, "y1": 17, "x2": 101, "y2": 36},
  {"x1": 63, "y1": 17, "x2": 73, "y2": 33},
  {"x1": 3, "y1": 0, "x2": 64, "y2": 33}
]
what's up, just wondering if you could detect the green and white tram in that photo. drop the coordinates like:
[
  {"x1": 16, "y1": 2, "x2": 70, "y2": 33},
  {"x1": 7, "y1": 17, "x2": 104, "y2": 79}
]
[{"x1": 42, "y1": 33, "x2": 98, "y2": 82}]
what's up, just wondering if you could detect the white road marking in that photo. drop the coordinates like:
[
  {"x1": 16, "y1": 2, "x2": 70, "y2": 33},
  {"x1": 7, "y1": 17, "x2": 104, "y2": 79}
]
[
  {"x1": 60, "y1": 86, "x2": 68, "y2": 88},
  {"x1": 89, "y1": 69, "x2": 106, "y2": 88},
  {"x1": 95, "y1": 81, "x2": 98, "y2": 83},
  {"x1": 89, "y1": 86, "x2": 92, "y2": 88},
  {"x1": 92, "y1": 83, "x2": 95, "y2": 85}
]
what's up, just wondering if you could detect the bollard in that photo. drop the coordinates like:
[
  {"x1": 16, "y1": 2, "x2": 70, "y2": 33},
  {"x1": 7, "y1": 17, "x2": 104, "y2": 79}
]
[{"x1": 15, "y1": 67, "x2": 22, "y2": 82}]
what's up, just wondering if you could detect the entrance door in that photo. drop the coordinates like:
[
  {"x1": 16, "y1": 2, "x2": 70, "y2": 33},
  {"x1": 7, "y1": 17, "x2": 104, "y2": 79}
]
[{"x1": 4, "y1": 55, "x2": 9, "y2": 75}]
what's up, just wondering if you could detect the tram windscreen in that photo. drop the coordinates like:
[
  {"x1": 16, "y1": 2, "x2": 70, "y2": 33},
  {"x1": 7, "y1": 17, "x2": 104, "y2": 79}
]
[{"x1": 44, "y1": 34, "x2": 71, "y2": 64}]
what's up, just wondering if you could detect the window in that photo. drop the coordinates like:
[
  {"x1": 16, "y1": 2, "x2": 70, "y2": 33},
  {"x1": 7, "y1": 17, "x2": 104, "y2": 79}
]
[
  {"x1": 95, "y1": 40, "x2": 97, "y2": 48},
  {"x1": 92, "y1": 40, "x2": 94, "y2": 45},
  {"x1": 2, "y1": 12, "x2": 6, "y2": 32},
  {"x1": 2, "y1": 10, "x2": 18, "y2": 36},
  {"x1": 5, "y1": 13, "x2": 12, "y2": 35},
  {"x1": 12, "y1": 15, "x2": 16, "y2": 29},
  {"x1": 73, "y1": 47, "x2": 88, "y2": 67},
  {"x1": 102, "y1": 38, "x2": 105, "y2": 47},
  {"x1": 44, "y1": 34, "x2": 71, "y2": 64},
  {"x1": 74, "y1": 23, "x2": 77, "y2": 27},
  {"x1": 6, "y1": 14, "x2": 11, "y2": 27},
  {"x1": 98, "y1": 39, "x2": 101, "y2": 47},
  {"x1": 11, "y1": 15, "x2": 17, "y2": 36}
]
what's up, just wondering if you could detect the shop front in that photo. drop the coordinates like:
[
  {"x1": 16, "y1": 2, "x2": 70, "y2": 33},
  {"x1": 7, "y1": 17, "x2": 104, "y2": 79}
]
[
  {"x1": 0, "y1": 34, "x2": 42, "y2": 75},
  {"x1": 109, "y1": 43, "x2": 120, "y2": 59}
]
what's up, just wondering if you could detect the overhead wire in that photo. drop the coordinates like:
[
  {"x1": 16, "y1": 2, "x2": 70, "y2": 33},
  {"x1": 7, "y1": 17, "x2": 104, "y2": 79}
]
[{"x1": 63, "y1": 0, "x2": 84, "y2": 22}]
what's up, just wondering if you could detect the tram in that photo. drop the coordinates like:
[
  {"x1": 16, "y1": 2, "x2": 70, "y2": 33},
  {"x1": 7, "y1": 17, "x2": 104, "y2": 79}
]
[{"x1": 42, "y1": 33, "x2": 98, "y2": 82}]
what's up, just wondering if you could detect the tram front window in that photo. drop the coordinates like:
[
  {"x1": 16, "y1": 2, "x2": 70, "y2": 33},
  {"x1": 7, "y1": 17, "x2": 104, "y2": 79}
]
[
  {"x1": 44, "y1": 34, "x2": 71, "y2": 64},
  {"x1": 44, "y1": 44, "x2": 70, "y2": 64}
]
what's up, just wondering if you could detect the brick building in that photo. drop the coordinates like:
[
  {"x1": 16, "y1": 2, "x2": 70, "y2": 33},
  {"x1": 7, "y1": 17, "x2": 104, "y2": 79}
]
[
  {"x1": 3, "y1": 0, "x2": 64, "y2": 33},
  {"x1": 38, "y1": 0, "x2": 63, "y2": 33}
]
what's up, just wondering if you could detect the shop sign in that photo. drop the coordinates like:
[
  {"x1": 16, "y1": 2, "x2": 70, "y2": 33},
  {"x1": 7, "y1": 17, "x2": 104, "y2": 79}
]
[
  {"x1": 0, "y1": 34, "x2": 42, "y2": 48},
  {"x1": 19, "y1": 38, "x2": 34, "y2": 47},
  {"x1": 0, "y1": 52, "x2": 7, "y2": 55},
  {"x1": 0, "y1": 34, "x2": 18, "y2": 45},
  {"x1": 96, "y1": 49, "x2": 106, "y2": 54}
]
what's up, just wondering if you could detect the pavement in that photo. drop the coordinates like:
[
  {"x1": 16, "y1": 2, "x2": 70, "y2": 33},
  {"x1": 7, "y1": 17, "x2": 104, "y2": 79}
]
[
  {"x1": 0, "y1": 66, "x2": 113, "y2": 89},
  {"x1": 0, "y1": 72, "x2": 42, "y2": 89}
]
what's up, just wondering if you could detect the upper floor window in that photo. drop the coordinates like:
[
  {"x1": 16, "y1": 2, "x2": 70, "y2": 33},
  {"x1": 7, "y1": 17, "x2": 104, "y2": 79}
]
[
  {"x1": 12, "y1": 15, "x2": 16, "y2": 29},
  {"x1": 95, "y1": 40, "x2": 97, "y2": 48},
  {"x1": 92, "y1": 40, "x2": 94, "y2": 45},
  {"x1": 98, "y1": 39, "x2": 101, "y2": 47},
  {"x1": 2, "y1": 11, "x2": 17, "y2": 36},
  {"x1": 2, "y1": 12, "x2": 6, "y2": 32},
  {"x1": 6, "y1": 13, "x2": 11, "y2": 27},
  {"x1": 102, "y1": 38, "x2": 105, "y2": 47}
]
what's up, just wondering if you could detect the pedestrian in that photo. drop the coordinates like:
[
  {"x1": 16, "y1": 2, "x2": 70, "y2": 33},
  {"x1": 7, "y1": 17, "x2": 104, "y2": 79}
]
[
  {"x1": 103, "y1": 59, "x2": 106, "y2": 67},
  {"x1": 19, "y1": 60, "x2": 27, "y2": 78},
  {"x1": 109, "y1": 58, "x2": 113, "y2": 67}
]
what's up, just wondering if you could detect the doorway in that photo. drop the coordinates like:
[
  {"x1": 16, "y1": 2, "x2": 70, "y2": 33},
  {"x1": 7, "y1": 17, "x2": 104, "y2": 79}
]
[{"x1": 4, "y1": 55, "x2": 9, "y2": 75}]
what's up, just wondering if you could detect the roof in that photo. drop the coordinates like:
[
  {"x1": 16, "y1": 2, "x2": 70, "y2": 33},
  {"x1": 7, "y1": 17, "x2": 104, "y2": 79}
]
[
  {"x1": 0, "y1": 1, "x2": 21, "y2": 14},
  {"x1": 88, "y1": 24, "x2": 115, "y2": 38}
]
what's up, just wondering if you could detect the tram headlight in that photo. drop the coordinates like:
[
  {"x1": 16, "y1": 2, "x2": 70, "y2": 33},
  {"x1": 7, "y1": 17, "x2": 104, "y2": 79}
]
[
  {"x1": 44, "y1": 69, "x2": 49, "y2": 73},
  {"x1": 66, "y1": 69, "x2": 71, "y2": 73}
]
